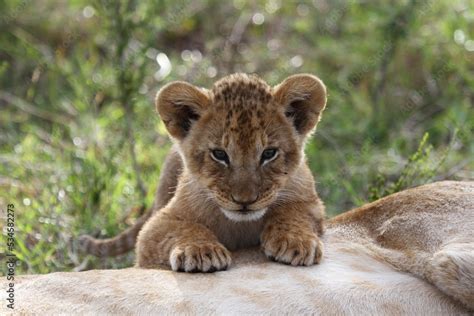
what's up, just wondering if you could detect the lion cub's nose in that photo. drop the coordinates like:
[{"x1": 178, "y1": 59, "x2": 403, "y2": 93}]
[{"x1": 231, "y1": 193, "x2": 259, "y2": 207}]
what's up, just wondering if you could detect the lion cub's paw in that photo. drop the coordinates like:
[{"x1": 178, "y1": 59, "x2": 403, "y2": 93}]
[
  {"x1": 169, "y1": 242, "x2": 232, "y2": 272},
  {"x1": 261, "y1": 229, "x2": 323, "y2": 266}
]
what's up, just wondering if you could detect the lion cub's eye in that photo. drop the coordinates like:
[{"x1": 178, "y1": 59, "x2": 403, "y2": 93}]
[
  {"x1": 261, "y1": 148, "x2": 278, "y2": 165},
  {"x1": 211, "y1": 149, "x2": 229, "y2": 165}
]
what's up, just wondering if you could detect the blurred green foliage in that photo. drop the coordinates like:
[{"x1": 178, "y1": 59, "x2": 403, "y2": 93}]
[{"x1": 0, "y1": 0, "x2": 473, "y2": 274}]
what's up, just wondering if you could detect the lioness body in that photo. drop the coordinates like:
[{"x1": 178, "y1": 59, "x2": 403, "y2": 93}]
[
  {"x1": 27, "y1": 182, "x2": 474, "y2": 313},
  {"x1": 329, "y1": 180, "x2": 474, "y2": 309}
]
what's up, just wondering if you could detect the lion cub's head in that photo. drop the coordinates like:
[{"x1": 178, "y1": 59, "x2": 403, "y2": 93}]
[{"x1": 156, "y1": 73, "x2": 326, "y2": 221}]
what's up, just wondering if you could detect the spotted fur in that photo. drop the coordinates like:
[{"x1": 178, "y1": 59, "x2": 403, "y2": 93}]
[
  {"x1": 80, "y1": 73, "x2": 328, "y2": 272},
  {"x1": 136, "y1": 73, "x2": 327, "y2": 272}
]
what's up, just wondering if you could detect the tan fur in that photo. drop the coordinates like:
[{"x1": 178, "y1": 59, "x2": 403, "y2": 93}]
[
  {"x1": 136, "y1": 73, "x2": 327, "y2": 272},
  {"x1": 328, "y1": 181, "x2": 474, "y2": 309},
  {"x1": 78, "y1": 74, "x2": 328, "y2": 263},
  {"x1": 5, "y1": 182, "x2": 473, "y2": 314}
]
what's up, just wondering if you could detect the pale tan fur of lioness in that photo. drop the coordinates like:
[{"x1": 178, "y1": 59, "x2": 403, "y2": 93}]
[
  {"x1": 4, "y1": 181, "x2": 473, "y2": 314},
  {"x1": 329, "y1": 181, "x2": 474, "y2": 310}
]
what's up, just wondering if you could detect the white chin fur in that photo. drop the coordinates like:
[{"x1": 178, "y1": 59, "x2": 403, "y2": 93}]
[{"x1": 221, "y1": 208, "x2": 267, "y2": 222}]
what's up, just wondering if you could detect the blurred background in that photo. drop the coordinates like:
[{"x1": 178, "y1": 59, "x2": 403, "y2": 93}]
[{"x1": 0, "y1": 0, "x2": 473, "y2": 274}]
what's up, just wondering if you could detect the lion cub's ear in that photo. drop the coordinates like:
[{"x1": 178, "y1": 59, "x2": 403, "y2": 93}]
[
  {"x1": 156, "y1": 81, "x2": 210, "y2": 139},
  {"x1": 273, "y1": 74, "x2": 327, "y2": 135}
]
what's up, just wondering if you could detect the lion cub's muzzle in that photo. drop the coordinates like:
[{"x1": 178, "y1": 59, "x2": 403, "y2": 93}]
[
  {"x1": 231, "y1": 193, "x2": 259, "y2": 211},
  {"x1": 217, "y1": 191, "x2": 277, "y2": 222}
]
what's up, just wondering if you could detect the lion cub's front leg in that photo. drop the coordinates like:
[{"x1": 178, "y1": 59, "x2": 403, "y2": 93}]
[
  {"x1": 136, "y1": 213, "x2": 231, "y2": 272},
  {"x1": 261, "y1": 202, "x2": 324, "y2": 266}
]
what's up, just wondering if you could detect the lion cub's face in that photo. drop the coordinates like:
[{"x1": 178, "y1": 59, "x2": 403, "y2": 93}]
[{"x1": 157, "y1": 73, "x2": 326, "y2": 221}]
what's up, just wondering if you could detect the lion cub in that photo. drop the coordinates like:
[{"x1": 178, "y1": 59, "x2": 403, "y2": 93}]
[{"x1": 137, "y1": 73, "x2": 327, "y2": 272}]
